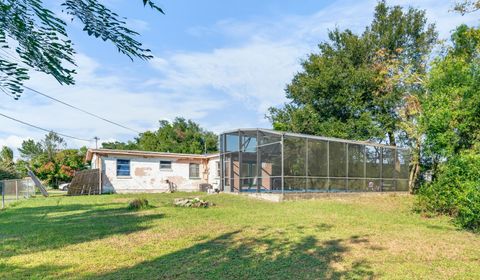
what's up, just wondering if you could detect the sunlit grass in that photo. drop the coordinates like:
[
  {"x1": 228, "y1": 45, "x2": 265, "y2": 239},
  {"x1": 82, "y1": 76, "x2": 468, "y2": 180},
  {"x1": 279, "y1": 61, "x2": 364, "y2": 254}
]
[{"x1": 0, "y1": 193, "x2": 478, "y2": 279}]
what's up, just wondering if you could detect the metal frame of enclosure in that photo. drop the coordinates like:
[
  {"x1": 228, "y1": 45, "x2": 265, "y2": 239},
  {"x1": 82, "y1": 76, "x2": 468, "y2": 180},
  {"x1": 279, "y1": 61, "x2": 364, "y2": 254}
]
[{"x1": 219, "y1": 129, "x2": 410, "y2": 193}]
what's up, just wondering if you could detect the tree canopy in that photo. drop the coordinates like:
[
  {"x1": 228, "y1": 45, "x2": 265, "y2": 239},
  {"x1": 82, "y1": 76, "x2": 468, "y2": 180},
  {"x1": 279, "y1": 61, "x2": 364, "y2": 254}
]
[
  {"x1": 422, "y1": 25, "x2": 480, "y2": 166},
  {"x1": 102, "y1": 118, "x2": 218, "y2": 154},
  {"x1": 268, "y1": 1, "x2": 479, "y2": 230},
  {"x1": 0, "y1": 146, "x2": 17, "y2": 180},
  {"x1": 268, "y1": 1, "x2": 437, "y2": 147},
  {"x1": 0, "y1": 0, "x2": 164, "y2": 99},
  {"x1": 16, "y1": 132, "x2": 88, "y2": 187}
]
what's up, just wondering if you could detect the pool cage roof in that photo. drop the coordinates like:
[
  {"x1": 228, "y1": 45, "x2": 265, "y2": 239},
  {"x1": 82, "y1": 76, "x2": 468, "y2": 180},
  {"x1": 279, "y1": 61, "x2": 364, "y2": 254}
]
[
  {"x1": 219, "y1": 128, "x2": 410, "y2": 194},
  {"x1": 221, "y1": 128, "x2": 404, "y2": 149}
]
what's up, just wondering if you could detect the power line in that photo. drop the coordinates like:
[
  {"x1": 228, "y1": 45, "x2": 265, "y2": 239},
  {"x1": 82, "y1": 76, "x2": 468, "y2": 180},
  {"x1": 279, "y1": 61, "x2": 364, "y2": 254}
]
[
  {"x1": 22, "y1": 85, "x2": 141, "y2": 134},
  {"x1": 0, "y1": 49, "x2": 23, "y2": 65},
  {"x1": 1, "y1": 52, "x2": 141, "y2": 134},
  {"x1": 0, "y1": 112, "x2": 91, "y2": 142}
]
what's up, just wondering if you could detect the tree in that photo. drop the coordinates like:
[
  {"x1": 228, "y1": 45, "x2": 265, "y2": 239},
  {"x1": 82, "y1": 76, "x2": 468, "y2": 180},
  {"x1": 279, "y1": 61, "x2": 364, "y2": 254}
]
[
  {"x1": 42, "y1": 131, "x2": 66, "y2": 161},
  {"x1": 415, "y1": 25, "x2": 480, "y2": 231},
  {"x1": 373, "y1": 48, "x2": 427, "y2": 191},
  {"x1": 0, "y1": 146, "x2": 13, "y2": 162},
  {"x1": 0, "y1": 0, "x2": 164, "y2": 99},
  {"x1": 268, "y1": 1, "x2": 437, "y2": 147},
  {"x1": 18, "y1": 133, "x2": 88, "y2": 187},
  {"x1": 18, "y1": 139, "x2": 43, "y2": 160},
  {"x1": 0, "y1": 146, "x2": 17, "y2": 180},
  {"x1": 102, "y1": 117, "x2": 218, "y2": 154},
  {"x1": 101, "y1": 141, "x2": 139, "y2": 151},
  {"x1": 422, "y1": 25, "x2": 480, "y2": 168}
]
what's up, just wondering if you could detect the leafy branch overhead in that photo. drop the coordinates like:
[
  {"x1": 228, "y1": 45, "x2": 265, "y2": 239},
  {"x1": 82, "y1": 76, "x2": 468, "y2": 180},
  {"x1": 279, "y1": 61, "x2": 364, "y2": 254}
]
[
  {"x1": 453, "y1": 0, "x2": 480, "y2": 14},
  {"x1": 0, "y1": 0, "x2": 164, "y2": 99}
]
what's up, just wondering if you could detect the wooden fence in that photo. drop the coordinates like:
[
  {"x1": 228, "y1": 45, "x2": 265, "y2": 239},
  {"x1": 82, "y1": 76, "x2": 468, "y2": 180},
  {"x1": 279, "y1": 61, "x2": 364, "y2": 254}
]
[{"x1": 67, "y1": 169, "x2": 100, "y2": 196}]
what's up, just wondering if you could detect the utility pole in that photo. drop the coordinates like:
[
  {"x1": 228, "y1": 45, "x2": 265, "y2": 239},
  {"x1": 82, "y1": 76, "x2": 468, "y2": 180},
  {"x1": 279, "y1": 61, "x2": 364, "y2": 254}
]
[
  {"x1": 201, "y1": 137, "x2": 207, "y2": 154},
  {"x1": 93, "y1": 137, "x2": 100, "y2": 149}
]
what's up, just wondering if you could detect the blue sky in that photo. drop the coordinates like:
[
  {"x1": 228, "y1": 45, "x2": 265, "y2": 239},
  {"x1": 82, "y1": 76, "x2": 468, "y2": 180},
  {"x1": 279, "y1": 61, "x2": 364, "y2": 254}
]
[{"x1": 0, "y1": 0, "x2": 478, "y2": 155}]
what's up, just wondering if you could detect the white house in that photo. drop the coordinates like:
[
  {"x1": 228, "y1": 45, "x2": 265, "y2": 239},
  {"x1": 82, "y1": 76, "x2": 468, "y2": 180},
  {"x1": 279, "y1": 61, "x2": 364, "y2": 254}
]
[{"x1": 85, "y1": 149, "x2": 220, "y2": 193}]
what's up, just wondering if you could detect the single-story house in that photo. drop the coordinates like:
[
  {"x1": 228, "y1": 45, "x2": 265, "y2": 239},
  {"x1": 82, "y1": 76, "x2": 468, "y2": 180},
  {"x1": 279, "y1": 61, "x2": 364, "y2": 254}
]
[{"x1": 85, "y1": 149, "x2": 220, "y2": 193}]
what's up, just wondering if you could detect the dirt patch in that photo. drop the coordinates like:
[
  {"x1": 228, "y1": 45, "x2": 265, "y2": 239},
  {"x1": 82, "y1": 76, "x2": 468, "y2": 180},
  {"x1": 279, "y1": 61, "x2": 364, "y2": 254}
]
[{"x1": 112, "y1": 198, "x2": 131, "y2": 203}]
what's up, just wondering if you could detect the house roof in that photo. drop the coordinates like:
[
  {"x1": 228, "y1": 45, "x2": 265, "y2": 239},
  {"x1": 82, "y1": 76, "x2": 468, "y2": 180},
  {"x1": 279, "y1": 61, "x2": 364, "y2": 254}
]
[{"x1": 85, "y1": 148, "x2": 219, "y2": 161}]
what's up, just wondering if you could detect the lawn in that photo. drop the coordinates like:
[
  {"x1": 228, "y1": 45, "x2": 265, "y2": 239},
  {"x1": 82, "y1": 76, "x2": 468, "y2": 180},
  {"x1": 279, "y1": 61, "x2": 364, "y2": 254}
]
[{"x1": 0, "y1": 193, "x2": 479, "y2": 279}]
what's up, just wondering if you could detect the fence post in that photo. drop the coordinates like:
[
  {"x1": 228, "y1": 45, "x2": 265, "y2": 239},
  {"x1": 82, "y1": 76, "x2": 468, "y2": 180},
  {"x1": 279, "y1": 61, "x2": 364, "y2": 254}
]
[
  {"x1": 1, "y1": 182, "x2": 4, "y2": 209},
  {"x1": 15, "y1": 180, "x2": 18, "y2": 200}
]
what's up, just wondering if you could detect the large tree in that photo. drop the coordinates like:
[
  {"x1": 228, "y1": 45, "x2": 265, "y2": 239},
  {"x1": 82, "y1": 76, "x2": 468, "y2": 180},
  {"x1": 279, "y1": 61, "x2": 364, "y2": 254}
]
[
  {"x1": 422, "y1": 25, "x2": 480, "y2": 168},
  {"x1": 0, "y1": 0, "x2": 164, "y2": 99},
  {"x1": 268, "y1": 1, "x2": 437, "y2": 147},
  {"x1": 416, "y1": 25, "x2": 480, "y2": 230},
  {"x1": 102, "y1": 117, "x2": 218, "y2": 154},
  {"x1": 18, "y1": 132, "x2": 88, "y2": 187}
]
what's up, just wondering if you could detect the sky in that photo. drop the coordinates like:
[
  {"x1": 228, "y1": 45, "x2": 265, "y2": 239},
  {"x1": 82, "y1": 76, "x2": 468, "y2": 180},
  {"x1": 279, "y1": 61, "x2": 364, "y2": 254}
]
[{"x1": 0, "y1": 0, "x2": 478, "y2": 157}]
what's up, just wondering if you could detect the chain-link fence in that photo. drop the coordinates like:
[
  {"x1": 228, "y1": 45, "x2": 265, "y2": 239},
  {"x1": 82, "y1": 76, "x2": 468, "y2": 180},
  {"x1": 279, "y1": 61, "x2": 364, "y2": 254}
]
[{"x1": 1, "y1": 178, "x2": 36, "y2": 209}]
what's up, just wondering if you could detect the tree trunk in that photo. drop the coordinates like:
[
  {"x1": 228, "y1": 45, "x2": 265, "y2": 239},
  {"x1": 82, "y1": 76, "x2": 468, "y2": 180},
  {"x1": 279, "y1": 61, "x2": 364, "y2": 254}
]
[
  {"x1": 408, "y1": 163, "x2": 420, "y2": 193},
  {"x1": 408, "y1": 141, "x2": 421, "y2": 193}
]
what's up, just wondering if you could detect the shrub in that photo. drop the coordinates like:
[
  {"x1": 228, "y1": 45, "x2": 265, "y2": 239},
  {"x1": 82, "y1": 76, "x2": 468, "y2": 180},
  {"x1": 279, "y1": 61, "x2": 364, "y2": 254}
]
[
  {"x1": 416, "y1": 151, "x2": 480, "y2": 231},
  {"x1": 128, "y1": 198, "x2": 149, "y2": 210}
]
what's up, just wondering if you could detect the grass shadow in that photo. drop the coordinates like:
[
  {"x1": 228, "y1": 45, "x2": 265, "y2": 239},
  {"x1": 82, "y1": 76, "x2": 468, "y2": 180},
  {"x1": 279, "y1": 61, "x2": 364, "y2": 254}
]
[
  {"x1": 93, "y1": 230, "x2": 375, "y2": 279},
  {"x1": 0, "y1": 202, "x2": 163, "y2": 258}
]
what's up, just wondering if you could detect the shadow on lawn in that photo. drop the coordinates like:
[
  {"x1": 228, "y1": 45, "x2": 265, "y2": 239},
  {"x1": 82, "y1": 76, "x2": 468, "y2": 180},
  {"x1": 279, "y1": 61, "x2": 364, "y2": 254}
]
[
  {"x1": 0, "y1": 202, "x2": 163, "y2": 259},
  {"x1": 95, "y1": 229, "x2": 375, "y2": 280}
]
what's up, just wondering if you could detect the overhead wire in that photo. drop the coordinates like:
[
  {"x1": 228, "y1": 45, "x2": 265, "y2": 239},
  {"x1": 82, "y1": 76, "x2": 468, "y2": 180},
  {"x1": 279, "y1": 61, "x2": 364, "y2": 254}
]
[
  {"x1": 0, "y1": 112, "x2": 92, "y2": 142},
  {"x1": 1, "y1": 50, "x2": 142, "y2": 136},
  {"x1": 21, "y1": 86, "x2": 141, "y2": 134}
]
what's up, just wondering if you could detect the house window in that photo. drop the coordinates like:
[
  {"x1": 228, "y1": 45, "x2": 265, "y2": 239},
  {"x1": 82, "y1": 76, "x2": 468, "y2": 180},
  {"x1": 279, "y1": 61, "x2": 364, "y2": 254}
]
[
  {"x1": 216, "y1": 161, "x2": 221, "y2": 178},
  {"x1": 189, "y1": 163, "x2": 200, "y2": 179},
  {"x1": 160, "y1": 160, "x2": 172, "y2": 170},
  {"x1": 116, "y1": 159, "x2": 130, "y2": 176}
]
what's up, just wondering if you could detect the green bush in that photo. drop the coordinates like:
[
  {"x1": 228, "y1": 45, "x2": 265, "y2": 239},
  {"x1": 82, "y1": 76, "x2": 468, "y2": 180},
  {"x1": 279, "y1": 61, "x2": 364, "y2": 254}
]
[
  {"x1": 417, "y1": 151, "x2": 480, "y2": 231},
  {"x1": 127, "y1": 198, "x2": 149, "y2": 210}
]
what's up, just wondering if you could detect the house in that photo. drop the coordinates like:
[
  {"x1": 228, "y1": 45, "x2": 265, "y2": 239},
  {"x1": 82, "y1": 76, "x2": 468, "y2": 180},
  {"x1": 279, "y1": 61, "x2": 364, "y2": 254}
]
[{"x1": 85, "y1": 149, "x2": 220, "y2": 193}]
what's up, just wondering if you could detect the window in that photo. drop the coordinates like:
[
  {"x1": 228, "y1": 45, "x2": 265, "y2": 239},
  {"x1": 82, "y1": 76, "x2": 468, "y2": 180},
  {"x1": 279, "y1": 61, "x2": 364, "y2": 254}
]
[
  {"x1": 189, "y1": 163, "x2": 200, "y2": 179},
  {"x1": 160, "y1": 160, "x2": 172, "y2": 170},
  {"x1": 116, "y1": 159, "x2": 130, "y2": 176},
  {"x1": 216, "y1": 161, "x2": 221, "y2": 178}
]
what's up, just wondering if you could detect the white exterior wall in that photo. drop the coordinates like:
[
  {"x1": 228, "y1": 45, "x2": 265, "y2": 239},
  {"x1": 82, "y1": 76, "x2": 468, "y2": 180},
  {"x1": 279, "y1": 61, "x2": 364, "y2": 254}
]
[
  {"x1": 207, "y1": 157, "x2": 221, "y2": 190},
  {"x1": 91, "y1": 154, "x2": 100, "y2": 169},
  {"x1": 100, "y1": 156, "x2": 207, "y2": 193}
]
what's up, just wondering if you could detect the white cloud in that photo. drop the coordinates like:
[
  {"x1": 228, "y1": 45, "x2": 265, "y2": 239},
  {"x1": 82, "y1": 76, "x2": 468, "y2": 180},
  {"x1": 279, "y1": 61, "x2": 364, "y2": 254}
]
[
  {"x1": 150, "y1": 39, "x2": 305, "y2": 113},
  {"x1": 0, "y1": 135, "x2": 27, "y2": 150},
  {"x1": 1, "y1": 0, "x2": 478, "y2": 156},
  {"x1": 0, "y1": 52, "x2": 226, "y2": 153},
  {"x1": 126, "y1": 18, "x2": 150, "y2": 32},
  {"x1": 148, "y1": 0, "x2": 478, "y2": 118}
]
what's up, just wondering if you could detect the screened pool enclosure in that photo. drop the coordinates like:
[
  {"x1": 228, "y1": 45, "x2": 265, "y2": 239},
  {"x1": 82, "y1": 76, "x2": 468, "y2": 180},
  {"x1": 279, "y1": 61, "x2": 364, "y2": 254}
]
[{"x1": 220, "y1": 129, "x2": 410, "y2": 193}]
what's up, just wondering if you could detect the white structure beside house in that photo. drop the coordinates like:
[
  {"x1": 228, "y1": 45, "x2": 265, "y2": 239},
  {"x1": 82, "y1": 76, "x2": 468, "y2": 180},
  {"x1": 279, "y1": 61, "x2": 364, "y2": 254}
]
[{"x1": 86, "y1": 149, "x2": 220, "y2": 193}]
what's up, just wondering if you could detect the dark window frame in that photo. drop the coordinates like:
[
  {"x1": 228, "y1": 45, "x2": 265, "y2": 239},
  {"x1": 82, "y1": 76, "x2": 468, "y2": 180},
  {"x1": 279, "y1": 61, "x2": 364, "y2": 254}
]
[
  {"x1": 160, "y1": 160, "x2": 172, "y2": 170},
  {"x1": 189, "y1": 163, "x2": 200, "y2": 179},
  {"x1": 116, "y1": 159, "x2": 131, "y2": 177}
]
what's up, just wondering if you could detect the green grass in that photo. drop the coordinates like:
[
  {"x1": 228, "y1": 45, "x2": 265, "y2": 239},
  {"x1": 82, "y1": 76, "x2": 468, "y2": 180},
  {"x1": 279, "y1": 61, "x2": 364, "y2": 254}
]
[{"x1": 0, "y1": 193, "x2": 479, "y2": 279}]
